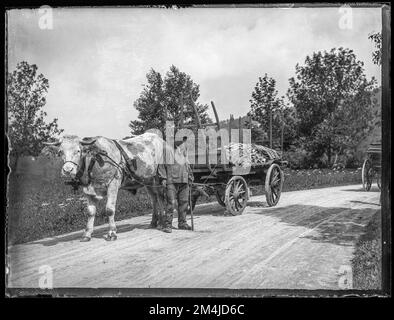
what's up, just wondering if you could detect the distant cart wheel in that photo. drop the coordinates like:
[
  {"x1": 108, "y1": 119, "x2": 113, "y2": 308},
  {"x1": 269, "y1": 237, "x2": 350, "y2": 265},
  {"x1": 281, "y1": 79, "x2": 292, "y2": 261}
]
[
  {"x1": 376, "y1": 174, "x2": 381, "y2": 190},
  {"x1": 215, "y1": 188, "x2": 226, "y2": 207},
  {"x1": 362, "y1": 159, "x2": 372, "y2": 191},
  {"x1": 225, "y1": 176, "x2": 249, "y2": 215},
  {"x1": 265, "y1": 163, "x2": 284, "y2": 207}
]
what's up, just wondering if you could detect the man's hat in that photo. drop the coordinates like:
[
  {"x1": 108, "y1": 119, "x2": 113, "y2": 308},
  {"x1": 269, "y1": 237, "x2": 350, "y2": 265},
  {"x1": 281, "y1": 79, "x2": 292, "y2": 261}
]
[{"x1": 174, "y1": 136, "x2": 188, "y2": 148}]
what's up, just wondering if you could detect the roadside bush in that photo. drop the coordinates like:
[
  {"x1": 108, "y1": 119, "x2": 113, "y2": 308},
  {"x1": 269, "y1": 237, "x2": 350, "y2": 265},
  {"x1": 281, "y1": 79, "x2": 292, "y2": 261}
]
[
  {"x1": 7, "y1": 172, "x2": 153, "y2": 244},
  {"x1": 283, "y1": 146, "x2": 312, "y2": 169},
  {"x1": 284, "y1": 145, "x2": 362, "y2": 170},
  {"x1": 352, "y1": 210, "x2": 381, "y2": 289}
]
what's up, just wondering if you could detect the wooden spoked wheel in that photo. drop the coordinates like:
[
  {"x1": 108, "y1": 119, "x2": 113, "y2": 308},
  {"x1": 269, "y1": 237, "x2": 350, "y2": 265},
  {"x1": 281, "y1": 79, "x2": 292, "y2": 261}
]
[
  {"x1": 362, "y1": 159, "x2": 373, "y2": 191},
  {"x1": 215, "y1": 188, "x2": 226, "y2": 207},
  {"x1": 265, "y1": 163, "x2": 284, "y2": 207},
  {"x1": 376, "y1": 173, "x2": 381, "y2": 190},
  {"x1": 225, "y1": 176, "x2": 249, "y2": 215}
]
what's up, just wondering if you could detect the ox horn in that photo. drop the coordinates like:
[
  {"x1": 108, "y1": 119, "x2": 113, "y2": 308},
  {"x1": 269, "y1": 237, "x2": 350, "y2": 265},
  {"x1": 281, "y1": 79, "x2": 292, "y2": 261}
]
[
  {"x1": 43, "y1": 139, "x2": 61, "y2": 146},
  {"x1": 80, "y1": 137, "x2": 97, "y2": 146}
]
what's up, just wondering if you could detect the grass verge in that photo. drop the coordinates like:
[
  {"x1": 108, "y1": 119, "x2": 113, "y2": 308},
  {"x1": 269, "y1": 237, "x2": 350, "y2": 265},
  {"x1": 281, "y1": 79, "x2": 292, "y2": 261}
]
[{"x1": 351, "y1": 210, "x2": 382, "y2": 290}]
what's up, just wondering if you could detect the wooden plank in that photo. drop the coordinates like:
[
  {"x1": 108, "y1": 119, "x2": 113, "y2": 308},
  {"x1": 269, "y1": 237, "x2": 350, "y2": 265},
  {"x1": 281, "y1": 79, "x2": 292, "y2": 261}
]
[{"x1": 229, "y1": 114, "x2": 233, "y2": 143}]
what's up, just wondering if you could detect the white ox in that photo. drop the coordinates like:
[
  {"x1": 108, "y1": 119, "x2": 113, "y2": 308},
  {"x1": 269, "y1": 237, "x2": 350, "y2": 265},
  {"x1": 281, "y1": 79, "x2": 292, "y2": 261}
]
[{"x1": 43, "y1": 132, "x2": 173, "y2": 241}]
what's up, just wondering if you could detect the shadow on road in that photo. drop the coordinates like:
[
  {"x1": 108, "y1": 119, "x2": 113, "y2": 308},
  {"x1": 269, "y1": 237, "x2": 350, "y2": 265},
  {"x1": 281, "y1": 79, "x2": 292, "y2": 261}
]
[
  {"x1": 193, "y1": 200, "x2": 380, "y2": 247},
  {"x1": 350, "y1": 200, "x2": 381, "y2": 207},
  {"x1": 341, "y1": 186, "x2": 380, "y2": 192},
  {"x1": 192, "y1": 200, "x2": 270, "y2": 217},
  {"x1": 251, "y1": 204, "x2": 379, "y2": 246},
  {"x1": 29, "y1": 223, "x2": 150, "y2": 246}
]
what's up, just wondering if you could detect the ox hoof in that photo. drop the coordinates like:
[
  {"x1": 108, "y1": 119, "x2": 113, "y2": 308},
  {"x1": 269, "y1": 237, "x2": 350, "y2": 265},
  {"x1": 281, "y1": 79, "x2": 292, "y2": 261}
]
[
  {"x1": 80, "y1": 236, "x2": 91, "y2": 242},
  {"x1": 104, "y1": 233, "x2": 117, "y2": 241},
  {"x1": 149, "y1": 222, "x2": 158, "y2": 229}
]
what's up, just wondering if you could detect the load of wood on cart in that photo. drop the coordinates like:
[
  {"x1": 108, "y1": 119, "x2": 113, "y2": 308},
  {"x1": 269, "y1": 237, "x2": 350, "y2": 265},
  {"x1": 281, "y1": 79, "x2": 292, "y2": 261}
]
[{"x1": 168, "y1": 97, "x2": 287, "y2": 216}]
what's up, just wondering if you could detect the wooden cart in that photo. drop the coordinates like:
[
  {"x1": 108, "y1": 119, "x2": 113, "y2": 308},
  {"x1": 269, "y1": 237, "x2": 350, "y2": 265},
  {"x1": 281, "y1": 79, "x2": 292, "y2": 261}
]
[
  {"x1": 362, "y1": 142, "x2": 382, "y2": 191},
  {"x1": 179, "y1": 99, "x2": 286, "y2": 215}
]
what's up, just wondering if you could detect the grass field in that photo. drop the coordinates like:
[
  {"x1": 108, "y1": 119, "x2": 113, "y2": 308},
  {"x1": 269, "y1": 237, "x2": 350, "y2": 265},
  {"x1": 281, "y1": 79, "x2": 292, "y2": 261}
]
[
  {"x1": 7, "y1": 163, "x2": 363, "y2": 245},
  {"x1": 351, "y1": 210, "x2": 382, "y2": 290}
]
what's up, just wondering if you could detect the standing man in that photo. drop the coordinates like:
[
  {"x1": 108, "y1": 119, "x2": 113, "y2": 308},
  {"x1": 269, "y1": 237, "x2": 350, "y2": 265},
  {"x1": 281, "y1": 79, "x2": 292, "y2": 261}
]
[{"x1": 158, "y1": 136, "x2": 193, "y2": 233}]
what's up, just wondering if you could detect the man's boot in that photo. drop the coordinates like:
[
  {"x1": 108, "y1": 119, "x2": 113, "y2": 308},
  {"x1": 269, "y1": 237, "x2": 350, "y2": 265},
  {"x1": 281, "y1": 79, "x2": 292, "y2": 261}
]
[
  {"x1": 178, "y1": 185, "x2": 192, "y2": 230},
  {"x1": 150, "y1": 214, "x2": 158, "y2": 228},
  {"x1": 162, "y1": 208, "x2": 173, "y2": 233},
  {"x1": 178, "y1": 223, "x2": 192, "y2": 230},
  {"x1": 162, "y1": 226, "x2": 172, "y2": 233}
]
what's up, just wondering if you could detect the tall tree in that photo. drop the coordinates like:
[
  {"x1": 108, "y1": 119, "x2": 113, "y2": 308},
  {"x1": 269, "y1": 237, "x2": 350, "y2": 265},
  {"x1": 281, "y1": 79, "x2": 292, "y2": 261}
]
[
  {"x1": 287, "y1": 48, "x2": 377, "y2": 166},
  {"x1": 130, "y1": 65, "x2": 211, "y2": 135},
  {"x1": 368, "y1": 32, "x2": 382, "y2": 66},
  {"x1": 248, "y1": 74, "x2": 292, "y2": 148},
  {"x1": 7, "y1": 61, "x2": 63, "y2": 169}
]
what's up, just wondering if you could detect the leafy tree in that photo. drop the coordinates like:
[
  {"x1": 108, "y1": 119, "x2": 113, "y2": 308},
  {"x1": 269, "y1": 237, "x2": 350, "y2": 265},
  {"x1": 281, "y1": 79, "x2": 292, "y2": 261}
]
[
  {"x1": 368, "y1": 32, "x2": 382, "y2": 66},
  {"x1": 7, "y1": 61, "x2": 63, "y2": 169},
  {"x1": 248, "y1": 74, "x2": 296, "y2": 149},
  {"x1": 130, "y1": 65, "x2": 211, "y2": 135},
  {"x1": 287, "y1": 48, "x2": 377, "y2": 166}
]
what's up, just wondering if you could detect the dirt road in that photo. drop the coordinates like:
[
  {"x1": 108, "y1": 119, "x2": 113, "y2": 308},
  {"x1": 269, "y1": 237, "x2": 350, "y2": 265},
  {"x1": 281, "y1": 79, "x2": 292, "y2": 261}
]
[{"x1": 7, "y1": 184, "x2": 380, "y2": 290}]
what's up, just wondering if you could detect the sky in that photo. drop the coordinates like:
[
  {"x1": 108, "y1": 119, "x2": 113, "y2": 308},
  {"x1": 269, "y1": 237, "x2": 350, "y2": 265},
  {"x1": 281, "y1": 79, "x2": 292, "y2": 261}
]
[{"x1": 7, "y1": 6, "x2": 382, "y2": 139}]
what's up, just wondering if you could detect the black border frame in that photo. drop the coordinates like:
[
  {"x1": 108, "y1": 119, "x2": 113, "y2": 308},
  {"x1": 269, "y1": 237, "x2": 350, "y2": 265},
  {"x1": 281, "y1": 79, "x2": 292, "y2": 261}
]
[{"x1": 3, "y1": 2, "x2": 391, "y2": 298}]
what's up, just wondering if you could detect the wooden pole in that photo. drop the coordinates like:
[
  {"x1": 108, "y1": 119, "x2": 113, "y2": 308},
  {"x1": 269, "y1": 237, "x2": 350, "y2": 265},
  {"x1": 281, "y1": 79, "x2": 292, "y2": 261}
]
[
  {"x1": 281, "y1": 122, "x2": 284, "y2": 157},
  {"x1": 179, "y1": 92, "x2": 184, "y2": 129},
  {"x1": 269, "y1": 108, "x2": 272, "y2": 148},
  {"x1": 189, "y1": 187, "x2": 194, "y2": 231},
  {"x1": 162, "y1": 102, "x2": 168, "y2": 140},
  {"x1": 239, "y1": 116, "x2": 242, "y2": 142},
  {"x1": 229, "y1": 114, "x2": 233, "y2": 143},
  {"x1": 210, "y1": 101, "x2": 220, "y2": 130},
  {"x1": 190, "y1": 96, "x2": 201, "y2": 128}
]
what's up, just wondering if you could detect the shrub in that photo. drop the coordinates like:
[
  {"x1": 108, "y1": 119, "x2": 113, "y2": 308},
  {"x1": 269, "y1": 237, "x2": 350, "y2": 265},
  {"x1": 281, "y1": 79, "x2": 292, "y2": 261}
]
[
  {"x1": 283, "y1": 146, "x2": 312, "y2": 169},
  {"x1": 352, "y1": 211, "x2": 382, "y2": 289}
]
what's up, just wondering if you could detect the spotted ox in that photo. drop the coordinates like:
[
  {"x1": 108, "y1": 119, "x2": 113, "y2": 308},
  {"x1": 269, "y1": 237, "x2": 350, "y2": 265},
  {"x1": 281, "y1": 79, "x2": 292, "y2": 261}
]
[{"x1": 43, "y1": 132, "x2": 174, "y2": 241}]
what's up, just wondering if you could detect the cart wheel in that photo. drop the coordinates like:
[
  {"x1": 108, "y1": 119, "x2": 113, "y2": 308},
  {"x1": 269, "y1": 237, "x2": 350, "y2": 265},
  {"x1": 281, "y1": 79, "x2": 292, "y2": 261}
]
[
  {"x1": 265, "y1": 163, "x2": 284, "y2": 207},
  {"x1": 362, "y1": 159, "x2": 372, "y2": 191},
  {"x1": 215, "y1": 189, "x2": 226, "y2": 207},
  {"x1": 225, "y1": 176, "x2": 249, "y2": 215},
  {"x1": 377, "y1": 174, "x2": 381, "y2": 190}
]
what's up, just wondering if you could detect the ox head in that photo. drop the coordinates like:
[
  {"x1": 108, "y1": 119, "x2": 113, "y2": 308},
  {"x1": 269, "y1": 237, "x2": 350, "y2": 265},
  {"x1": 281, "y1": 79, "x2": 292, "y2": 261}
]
[{"x1": 43, "y1": 135, "x2": 97, "y2": 179}]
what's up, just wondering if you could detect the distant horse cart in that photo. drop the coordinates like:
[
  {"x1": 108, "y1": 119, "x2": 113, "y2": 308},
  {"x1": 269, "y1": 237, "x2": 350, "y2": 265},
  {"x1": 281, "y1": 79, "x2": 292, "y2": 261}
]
[
  {"x1": 361, "y1": 142, "x2": 382, "y2": 191},
  {"x1": 177, "y1": 99, "x2": 287, "y2": 215}
]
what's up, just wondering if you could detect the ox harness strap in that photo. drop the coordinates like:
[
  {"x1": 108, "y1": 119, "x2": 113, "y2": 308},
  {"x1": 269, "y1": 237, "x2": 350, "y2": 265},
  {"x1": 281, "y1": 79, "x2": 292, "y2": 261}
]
[
  {"x1": 65, "y1": 156, "x2": 96, "y2": 192},
  {"x1": 111, "y1": 139, "x2": 150, "y2": 186},
  {"x1": 112, "y1": 139, "x2": 137, "y2": 174},
  {"x1": 110, "y1": 140, "x2": 166, "y2": 188},
  {"x1": 65, "y1": 139, "x2": 160, "y2": 191}
]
